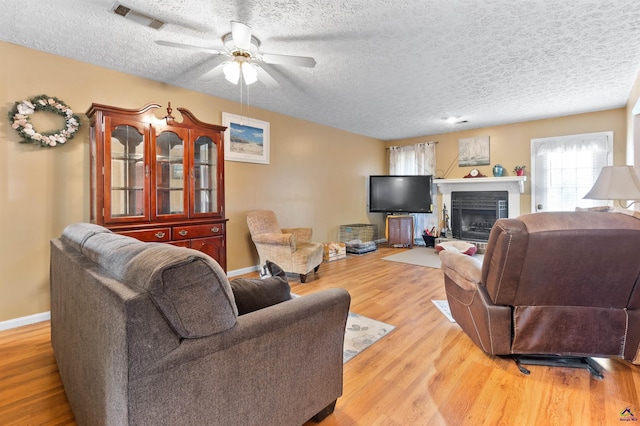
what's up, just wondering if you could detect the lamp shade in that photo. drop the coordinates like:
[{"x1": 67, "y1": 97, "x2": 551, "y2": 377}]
[
  {"x1": 223, "y1": 61, "x2": 240, "y2": 84},
  {"x1": 241, "y1": 63, "x2": 258, "y2": 85},
  {"x1": 583, "y1": 165, "x2": 640, "y2": 200}
]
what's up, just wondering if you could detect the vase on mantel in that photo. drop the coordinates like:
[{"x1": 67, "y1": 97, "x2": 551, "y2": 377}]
[{"x1": 492, "y1": 164, "x2": 504, "y2": 177}]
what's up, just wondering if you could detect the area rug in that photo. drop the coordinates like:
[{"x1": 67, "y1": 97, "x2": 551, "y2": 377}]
[
  {"x1": 382, "y1": 247, "x2": 443, "y2": 268},
  {"x1": 343, "y1": 312, "x2": 395, "y2": 363},
  {"x1": 432, "y1": 299, "x2": 456, "y2": 323},
  {"x1": 382, "y1": 246, "x2": 484, "y2": 269}
]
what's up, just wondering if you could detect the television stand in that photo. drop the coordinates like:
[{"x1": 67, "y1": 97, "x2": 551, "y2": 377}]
[{"x1": 387, "y1": 215, "x2": 414, "y2": 248}]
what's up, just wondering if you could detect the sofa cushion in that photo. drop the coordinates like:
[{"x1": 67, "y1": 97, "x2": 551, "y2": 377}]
[
  {"x1": 61, "y1": 222, "x2": 113, "y2": 253},
  {"x1": 61, "y1": 223, "x2": 238, "y2": 338},
  {"x1": 121, "y1": 245, "x2": 238, "y2": 338},
  {"x1": 80, "y1": 232, "x2": 149, "y2": 272}
]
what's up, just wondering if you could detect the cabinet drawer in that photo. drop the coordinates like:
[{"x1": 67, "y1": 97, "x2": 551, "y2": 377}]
[
  {"x1": 117, "y1": 227, "x2": 172, "y2": 242},
  {"x1": 172, "y1": 223, "x2": 225, "y2": 240},
  {"x1": 168, "y1": 241, "x2": 190, "y2": 248}
]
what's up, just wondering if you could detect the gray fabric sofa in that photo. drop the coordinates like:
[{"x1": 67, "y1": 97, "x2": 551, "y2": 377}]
[{"x1": 50, "y1": 223, "x2": 350, "y2": 426}]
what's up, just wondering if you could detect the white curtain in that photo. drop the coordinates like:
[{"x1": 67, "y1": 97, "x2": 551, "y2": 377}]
[
  {"x1": 532, "y1": 133, "x2": 610, "y2": 156},
  {"x1": 388, "y1": 142, "x2": 438, "y2": 243},
  {"x1": 532, "y1": 132, "x2": 611, "y2": 211}
]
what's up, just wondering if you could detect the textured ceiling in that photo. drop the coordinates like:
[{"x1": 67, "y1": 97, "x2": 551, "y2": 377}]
[{"x1": 2, "y1": 1, "x2": 640, "y2": 140}]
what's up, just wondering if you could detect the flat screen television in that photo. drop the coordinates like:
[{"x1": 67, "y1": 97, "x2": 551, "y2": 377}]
[{"x1": 369, "y1": 175, "x2": 433, "y2": 213}]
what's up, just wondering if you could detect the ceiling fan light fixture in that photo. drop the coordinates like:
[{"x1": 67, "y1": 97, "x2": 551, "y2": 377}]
[
  {"x1": 242, "y1": 64, "x2": 258, "y2": 85},
  {"x1": 223, "y1": 61, "x2": 241, "y2": 84}
]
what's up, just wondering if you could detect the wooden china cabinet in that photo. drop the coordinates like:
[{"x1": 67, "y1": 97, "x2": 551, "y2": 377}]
[{"x1": 86, "y1": 102, "x2": 228, "y2": 270}]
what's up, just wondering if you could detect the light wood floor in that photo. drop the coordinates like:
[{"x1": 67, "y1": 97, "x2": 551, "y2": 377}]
[{"x1": 1, "y1": 247, "x2": 639, "y2": 425}]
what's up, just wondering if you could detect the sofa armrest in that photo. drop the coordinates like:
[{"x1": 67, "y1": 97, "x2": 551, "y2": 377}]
[
  {"x1": 439, "y1": 250, "x2": 483, "y2": 291},
  {"x1": 141, "y1": 288, "x2": 349, "y2": 372},
  {"x1": 282, "y1": 227, "x2": 312, "y2": 243},
  {"x1": 129, "y1": 288, "x2": 351, "y2": 425}
]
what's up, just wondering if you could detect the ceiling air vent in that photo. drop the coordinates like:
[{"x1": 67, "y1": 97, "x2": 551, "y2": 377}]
[{"x1": 113, "y1": 3, "x2": 166, "y2": 30}]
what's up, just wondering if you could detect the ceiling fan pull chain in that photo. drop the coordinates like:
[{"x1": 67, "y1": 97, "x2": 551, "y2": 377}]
[{"x1": 240, "y1": 78, "x2": 244, "y2": 122}]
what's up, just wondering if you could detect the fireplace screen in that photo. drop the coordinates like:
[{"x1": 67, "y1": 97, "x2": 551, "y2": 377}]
[{"x1": 451, "y1": 191, "x2": 508, "y2": 241}]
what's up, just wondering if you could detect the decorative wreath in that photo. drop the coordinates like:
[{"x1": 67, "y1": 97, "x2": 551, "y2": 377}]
[{"x1": 8, "y1": 95, "x2": 81, "y2": 147}]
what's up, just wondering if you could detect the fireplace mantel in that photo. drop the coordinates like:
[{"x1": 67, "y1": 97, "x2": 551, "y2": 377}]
[{"x1": 435, "y1": 176, "x2": 526, "y2": 218}]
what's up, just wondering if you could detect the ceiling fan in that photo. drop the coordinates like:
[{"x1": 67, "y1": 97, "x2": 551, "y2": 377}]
[{"x1": 155, "y1": 21, "x2": 316, "y2": 88}]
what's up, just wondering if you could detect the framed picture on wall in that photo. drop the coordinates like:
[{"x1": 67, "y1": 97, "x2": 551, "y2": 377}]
[
  {"x1": 222, "y1": 112, "x2": 270, "y2": 164},
  {"x1": 458, "y1": 136, "x2": 490, "y2": 166}
]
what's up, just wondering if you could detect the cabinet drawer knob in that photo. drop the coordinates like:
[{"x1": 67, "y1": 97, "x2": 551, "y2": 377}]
[
  {"x1": 211, "y1": 226, "x2": 220, "y2": 233},
  {"x1": 179, "y1": 230, "x2": 188, "y2": 237},
  {"x1": 155, "y1": 231, "x2": 166, "y2": 239}
]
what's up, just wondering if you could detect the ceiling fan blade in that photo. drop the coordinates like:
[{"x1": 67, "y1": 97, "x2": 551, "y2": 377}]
[
  {"x1": 259, "y1": 53, "x2": 316, "y2": 68},
  {"x1": 155, "y1": 40, "x2": 226, "y2": 56},
  {"x1": 254, "y1": 66, "x2": 280, "y2": 88},
  {"x1": 231, "y1": 20, "x2": 252, "y2": 51}
]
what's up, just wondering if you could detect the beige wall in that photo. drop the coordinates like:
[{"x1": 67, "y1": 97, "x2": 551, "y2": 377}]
[
  {"x1": 0, "y1": 41, "x2": 386, "y2": 322},
  {"x1": 2, "y1": 39, "x2": 636, "y2": 323},
  {"x1": 387, "y1": 108, "x2": 627, "y2": 216}
]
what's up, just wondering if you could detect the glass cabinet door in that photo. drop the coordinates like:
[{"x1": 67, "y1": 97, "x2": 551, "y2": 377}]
[
  {"x1": 107, "y1": 119, "x2": 147, "y2": 221},
  {"x1": 192, "y1": 134, "x2": 219, "y2": 215},
  {"x1": 154, "y1": 126, "x2": 189, "y2": 218}
]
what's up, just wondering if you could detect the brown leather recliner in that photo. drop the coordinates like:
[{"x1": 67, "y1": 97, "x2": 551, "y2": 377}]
[{"x1": 440, "y1": 211, "x2": 640, "y2": 375}]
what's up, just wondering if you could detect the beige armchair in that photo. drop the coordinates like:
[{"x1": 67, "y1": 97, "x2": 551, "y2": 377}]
[{"x1": 246, "y1": 210, "x2": 324, "y2": 282}]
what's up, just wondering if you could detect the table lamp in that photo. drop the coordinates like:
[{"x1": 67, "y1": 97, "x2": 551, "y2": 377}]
[{"x1": 583, "y1": 165, "x2": 640, "y2": 208}]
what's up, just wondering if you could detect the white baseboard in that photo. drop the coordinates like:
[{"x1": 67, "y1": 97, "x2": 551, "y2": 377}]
[
  {"x1": 0, "y1": 311, "x2": 50, "y2": 331},
  {"x1": 227, "y1": 264, "x2": 260, "y2": 277},
  {"x1": 0, "y1": 265, "x2": 260, "y2": 331}
]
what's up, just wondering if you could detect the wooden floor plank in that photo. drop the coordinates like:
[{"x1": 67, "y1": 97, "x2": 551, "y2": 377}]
[{"x1": 0, "y1": 246, "x2": 639, "y2": 425}]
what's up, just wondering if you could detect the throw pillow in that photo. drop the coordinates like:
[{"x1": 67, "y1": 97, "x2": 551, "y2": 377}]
[
  {"x1": 435, "y1": 241, "x2": 478, "y2": 256},
  {"x1": 230, "y1": 262, "x2": 292, "y2": 315}
]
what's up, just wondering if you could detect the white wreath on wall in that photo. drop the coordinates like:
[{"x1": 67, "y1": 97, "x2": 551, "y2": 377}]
[{"x1": 8, "y1": 95, "x2": 81, "y2": 147}]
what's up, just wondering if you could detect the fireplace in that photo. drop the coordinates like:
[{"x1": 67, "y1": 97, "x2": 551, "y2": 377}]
[{"x1": 451, "y1": 191, "x2": 508, "y2": 241}]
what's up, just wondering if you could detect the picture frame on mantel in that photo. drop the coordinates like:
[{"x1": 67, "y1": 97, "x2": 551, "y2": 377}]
[
  {"x1": 222, "y1": 112, "x2": 270, "y2": 164},
  {"x1": 458, "y1": 136, "x2": 490, "y2": 166}
]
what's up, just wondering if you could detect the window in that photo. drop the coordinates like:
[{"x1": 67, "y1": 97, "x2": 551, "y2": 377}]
[
  {"x1": 531, "y1": 132, "x2": 612, "y2": 212},
  {"x1": 388, "y1": 143, "x2": 437, "y2": 240}
]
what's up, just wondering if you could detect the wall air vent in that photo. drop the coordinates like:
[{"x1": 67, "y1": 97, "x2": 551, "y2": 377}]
[{"x1": 112, "y1": 3, "x2": 165, "y2": 30}]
